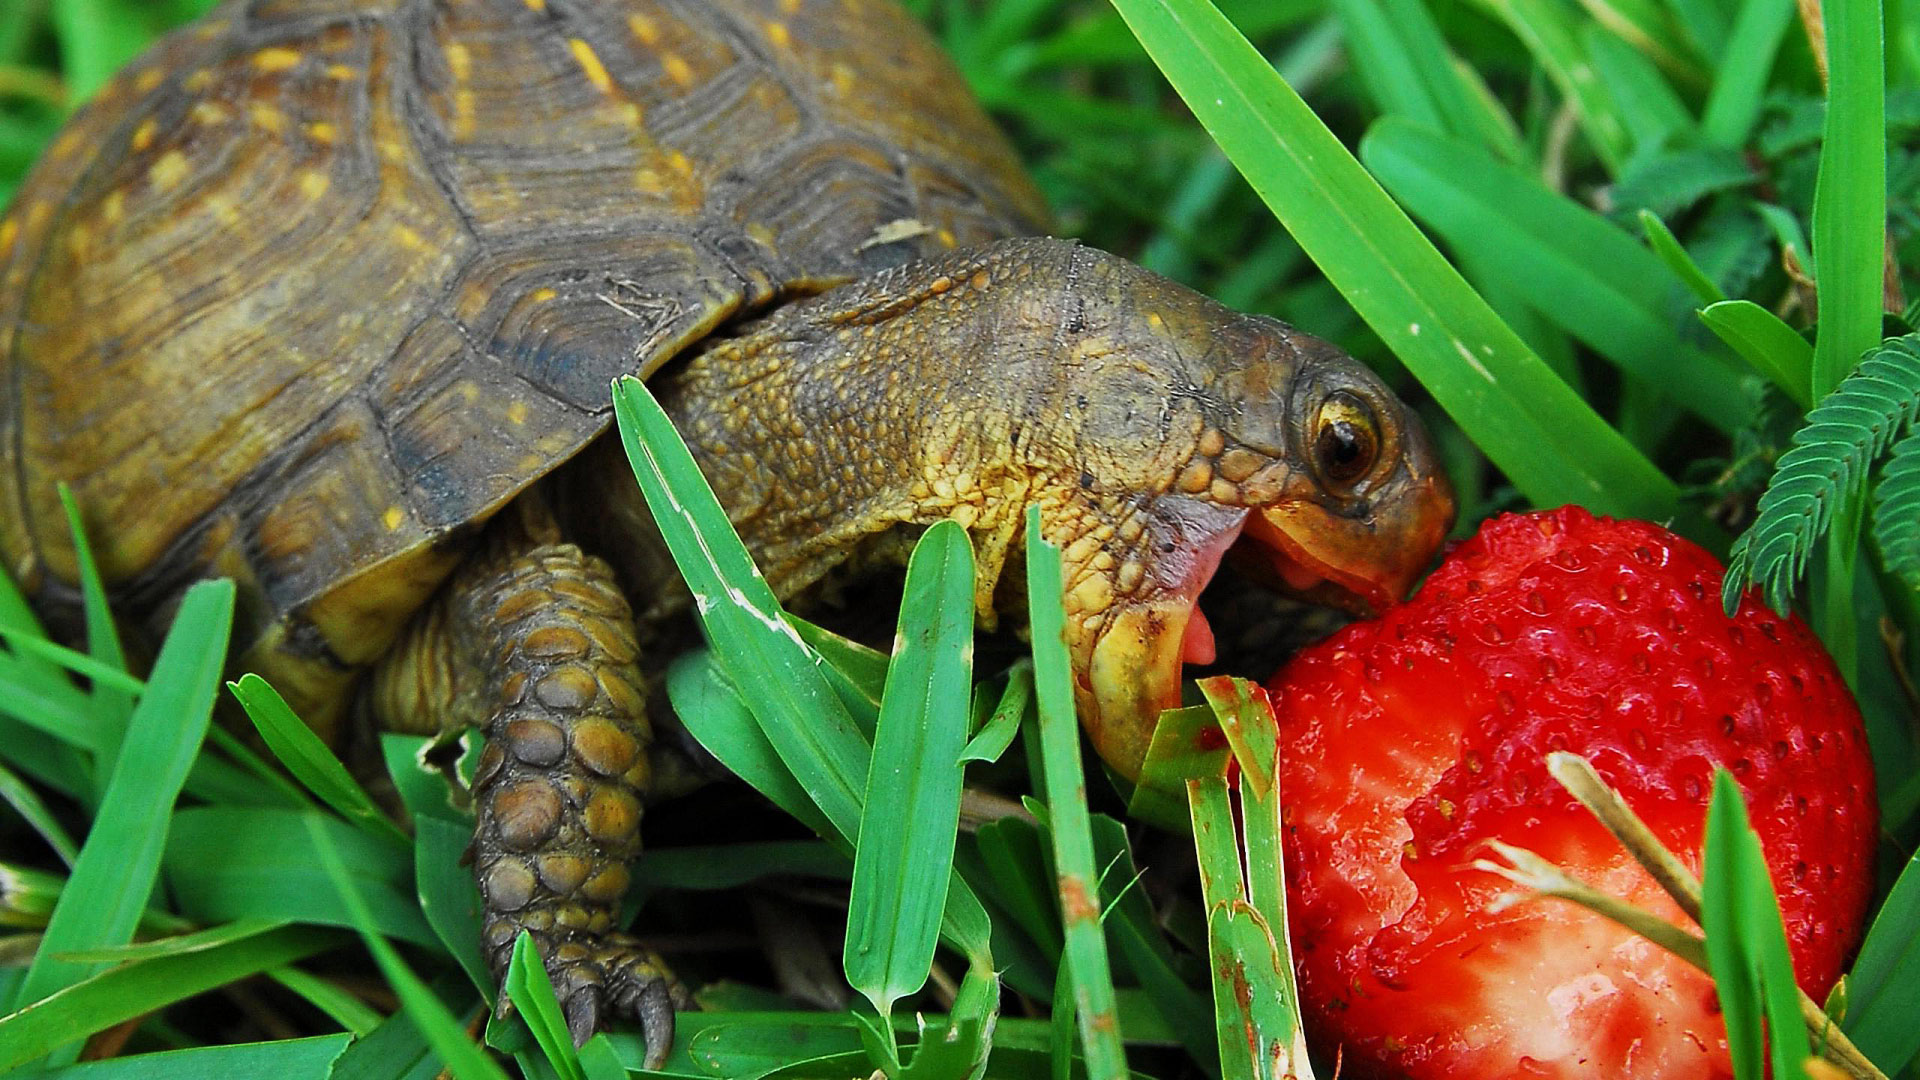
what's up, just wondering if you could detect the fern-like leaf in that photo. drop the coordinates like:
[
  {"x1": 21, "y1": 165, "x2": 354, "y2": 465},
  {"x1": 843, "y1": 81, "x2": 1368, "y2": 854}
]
[
  {"x1": 1875, "y1": 429, "x2": 1920, "y2": 590},
  {"x1": 1724, "y1": 335, "x2": 1920, "y2": 615}
]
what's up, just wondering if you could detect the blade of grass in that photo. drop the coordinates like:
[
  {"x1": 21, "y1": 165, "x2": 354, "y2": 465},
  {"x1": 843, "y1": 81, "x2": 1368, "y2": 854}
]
[
  {"x1": 57, "y1": 486, "x2": 133, "y2": 784},
  {"x1": 1811, "y1": 0, "x2": 1889, "y2": 391},
  {"x1": 229, "y1": 674, "x2": 409, "y2": 847},
  {"x1": 1026, "y1": 506, "x2": 1125, "y2": 1080},
  {"x1": 307, "y1": 814, "x2": 510, "y2": 1080},
  {"x1": 1362, "y1": 118, "x2": 1748, "y2": 431},
  {"x1": 1478, "y1": 0, "x2": 1632, "y2": 168},
  {"x1": 662, "y1": 651, "x2": 837, "y2": 842},
  {"x1": 844, "y1": 521, "x2": 974, "y2": 1030},
  {"x1": 1701, "y1": 0, "x2": 1801, "y2": 147},
  {"x1": 1584, "y1": 26, "x2": 1695, "y2": 152},
  {"x1": 0, "y1": 758, "x2": 79, "y2": 866},
  {"x1": 1107, "y1": 0, "x2": 1691, "y2": 525},
  {"x1": 1640, "y1": 210, "x2": 1728, "y2": 305},
  {"x1": 165, "y1": 806, "x2": 438, "y2": 948},
  {"x1": 21, "y1": 1034, "x2": 352, "y2": 1079},
  {"x1": 10, "y1": 579, "x2": 232, "y2": 1034},
  {"x1": 614, "y1": 376, "x2": 993, "y2": 962},
  {"x1": 1701, "y1": 770, "x2": 1813, "y2": 1079},
  {"x1": 961, "y1": 660, "x2": 1031, "y2": 764},
  {"x1": 0, "y1": 923, "x2": 340, "y2": 1071},
  {"x1": 505, "y1": 932, "x2": 586, "y2": 1080},
  {"x1": 265, "y1": 964, "x2": 383, "y2": 1037},
  {"x1": 414, "y1": 813, "x2": 492, "y2": 997}
]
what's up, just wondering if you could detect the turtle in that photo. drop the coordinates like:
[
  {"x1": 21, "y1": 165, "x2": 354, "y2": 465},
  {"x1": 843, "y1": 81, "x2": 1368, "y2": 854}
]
[{"x1": 0, "y1": 0, "x2": 1455, "y2": 1064}]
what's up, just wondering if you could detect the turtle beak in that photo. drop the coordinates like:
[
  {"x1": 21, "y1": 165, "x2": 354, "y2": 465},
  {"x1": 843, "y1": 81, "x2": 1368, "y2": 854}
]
[{"x1": 1239, "y1": 471, "x2": 1454, "y2": 616}]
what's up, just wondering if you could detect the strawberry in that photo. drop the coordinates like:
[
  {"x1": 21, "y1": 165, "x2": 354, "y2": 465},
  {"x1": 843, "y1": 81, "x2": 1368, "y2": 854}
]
[{"x1": 1266, "y1": 505, "x2": 1876, "y2": 1079}]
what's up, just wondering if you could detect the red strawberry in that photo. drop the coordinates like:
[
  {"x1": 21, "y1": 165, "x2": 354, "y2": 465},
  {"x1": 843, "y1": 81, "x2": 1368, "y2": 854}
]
[{"x1": 1266, "y1": 505, "x2": 1876, "y2": 1079}]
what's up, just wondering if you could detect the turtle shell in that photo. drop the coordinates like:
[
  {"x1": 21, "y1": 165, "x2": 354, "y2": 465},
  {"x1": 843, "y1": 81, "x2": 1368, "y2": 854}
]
[{"x1": 0, "y1": 0, "x2": 1046, "y2": 727}]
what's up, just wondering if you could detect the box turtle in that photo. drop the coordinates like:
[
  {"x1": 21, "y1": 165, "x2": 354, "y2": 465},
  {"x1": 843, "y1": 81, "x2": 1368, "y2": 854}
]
[{"x1": 0, "y1": 0, "x2": 1454, "y2": 1063}]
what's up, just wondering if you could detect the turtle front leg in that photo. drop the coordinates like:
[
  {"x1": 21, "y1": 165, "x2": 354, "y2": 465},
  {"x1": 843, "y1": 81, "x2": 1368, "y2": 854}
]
[{"x1": 375, "y1": 532, "x2": 686, "y2": 1064}]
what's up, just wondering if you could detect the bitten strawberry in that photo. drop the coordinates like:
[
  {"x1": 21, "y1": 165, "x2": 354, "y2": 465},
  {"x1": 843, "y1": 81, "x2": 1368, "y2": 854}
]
[{"x1": 1266, "y1": 505, "x2": 1876, "y2": 1079}]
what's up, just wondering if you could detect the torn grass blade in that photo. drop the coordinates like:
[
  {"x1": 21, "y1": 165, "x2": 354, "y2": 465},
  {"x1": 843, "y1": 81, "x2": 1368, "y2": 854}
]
[
  {"x1": 1025, "y1": 505, "x2": 1125, "y2": 1079},
  {"x1": 505, "y1": 931, "x2": 586, "y2": 1080}
]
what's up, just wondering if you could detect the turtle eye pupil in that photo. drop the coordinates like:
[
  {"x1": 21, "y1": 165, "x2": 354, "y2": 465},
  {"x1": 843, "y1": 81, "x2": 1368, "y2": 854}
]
[{"x1": 1314, "y1": 393, "x2": 1380, "y2": 489}]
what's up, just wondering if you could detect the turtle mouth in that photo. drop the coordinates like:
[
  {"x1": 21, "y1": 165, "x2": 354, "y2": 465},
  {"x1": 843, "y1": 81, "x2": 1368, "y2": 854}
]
[{"x1": 1081, "y1": 502, "x2": 1420, "y2": 779}]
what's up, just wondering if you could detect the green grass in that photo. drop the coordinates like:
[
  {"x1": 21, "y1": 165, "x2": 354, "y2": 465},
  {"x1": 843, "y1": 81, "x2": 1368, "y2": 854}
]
[{"x1": 2, "y1": 0, "x2": 1919, "y2": 1078}]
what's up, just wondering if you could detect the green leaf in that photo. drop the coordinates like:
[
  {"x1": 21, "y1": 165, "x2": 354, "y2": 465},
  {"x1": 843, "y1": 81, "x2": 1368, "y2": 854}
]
[
  {"x1": 12, "y1": 579, "x2": 233, "y2": 1032},
  {"x1": 662, "y1": 651, "x2": 837, "y2": 842},
  {"x1": 307, "y1": 815, "x2": 510, "y2": 1080},
  {"x1": 1699, "y1": 300, "x2": 1816, "y2": 408},
  {"x1": 1701, "y1": 0, "x2": 1800, "y2": 147},
  {"x1": 0, "y1": 757, "x2": 79, "y2": 865},
  {"x1": 1700, "y1": 770, "x2": 1813, "y2": 1080},
  {"x1": 1724, "y1": 334, "x2": 1920, "y2": 613},
  {"x1": 230, "y1": 674, "x2": 408, "y2": 846},
  {"x1": 1610, "y1": 146, "x2": 1758, "y2": 219},
  {"x1": 1025, "y1": 506, "x2": 1125, "y2": 1080},
  {"x1": 844, "y1": 522, "x2": 976, "y2": 1017},
  {"x1": 1333, "y1": 0, "x2": 1522, "y2": 160},
  {"x1": 1875, "y1": 431, "x2": 1920, "y2": 594},
  {"x1": 1105, "y1": 0, "x2": 1688, "y2": 523},
  {"x1": 1845, "y1": 844, "x2": 1920, "y2": 1069},
  {"x1": 0, "y1": 923, "x2": 340, "y2": 1072},
  {"x1": 1362, "y1": 119, "x2": 1748, "y2": 432}
]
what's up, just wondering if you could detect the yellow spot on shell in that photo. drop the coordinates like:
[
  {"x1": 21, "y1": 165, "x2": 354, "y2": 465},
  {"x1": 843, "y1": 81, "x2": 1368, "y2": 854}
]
[
  {"x1": 454, "y1": 90, "x2": 477, "y2": 139},
  {"x1": 306, "y1": 121, "x2": 337, "y2": 144},
  {"x1": 524, "y1": 0, "x2": 545, "y2": 10},
  {"x1": 530, "y1": 287, "x2": 557, "y2": 303},
  {"x1": 191, "y1": 101, "x2": 228, "y2": 125},
  {"x1": 1146, "y1": 312, "x2": 1163, "y2": 328},
  {"x1": 382, "y1": 506, "x2": 405, "y2": 531},
  {"x1": 66, "y1": 222, "x2": 91, "y2": 258},
  {"x1": 149, "y1": 150, "x2": 189, "y2": 191},
  {"x1": 568, "y1": 38, "x2": 614, "y2": 95},
  {"x1": 764, "y1": 20, "x2": 791, "y2": 48},
  {"x1": 828, "y1": 62, "x2": 855, "y2": 96},
  {"x1": 392, "y1": 223, "x2": 428, "y2": 250},
  {"x1": 131, "y1": 118, "x2": 158, "y2": 152},
  {"x1": 779, "y1": 0, "x2": 802, "y2": 12},
  {"x1": 299, "y1": 169, "x2": 330, "y2": 199},
  {"x1": 206, "y1": 193, "x2": 242, "y2": 226},
  {"x1": 518, "y1": 454, "x2": 544, "y2": 472},
  {"x1": 253, "y1": 47, "x2": 303, "y2": 73},
  {"x1": 99, "y1": 190, "x2": 124, "y2": 224},
  {"x1": 662, "y1": 53, "x2": 694, "y2": 88},
  {"x1": 937, "y1": 228, "x2": 957, "y2": 248},
  {"x1": 669, "y1": 151, "x2": 692, "y2": 174},
  {"x1": 183, "y1": 69, "x2": 213, "y2": 92},
  {"x1": 616, "y1": 102, "x2": 642, "y2": 128},
  {"x1": 249, "y1": 103, "x2": 288, "y2": 134},
  {"x1": 134, "y1": 68, "x2": 165, "y2": 93},
  {"x1": 628, "y1": 14, "x2": 659, "y2": 45},
  {"x1": 326, "y1": 63, "x2": 356, "y2": 81},
  {"x1": 445, "y1": 42, "x2": 471, "y2": 81},
  {"x1": 507, "y1": 401, "x2": 529, "y2": 425},
  {"x1": 0, "y1": 219, "x2": 16, "y2": 251},
  {"x1": 746, "y1": 222, "x2": 775, "y2": 246},
  {"x1": 48, "y1": 131, "x2": 81, "y2": 159},
  {"x1": 24, "y1": 202, "x2": 53, "y2": 230}
]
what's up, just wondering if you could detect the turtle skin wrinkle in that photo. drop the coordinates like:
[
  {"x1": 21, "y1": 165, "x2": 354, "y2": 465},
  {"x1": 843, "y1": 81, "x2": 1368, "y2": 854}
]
[{"x1": 0, "y1": 0, "x2": 1456, "y2": 1065}]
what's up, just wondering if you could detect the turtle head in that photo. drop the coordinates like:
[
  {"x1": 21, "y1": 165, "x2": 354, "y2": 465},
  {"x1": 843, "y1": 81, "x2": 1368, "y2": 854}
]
[{"x1": 1019, "y1": 245, "x2": 1455, "y2": 779}]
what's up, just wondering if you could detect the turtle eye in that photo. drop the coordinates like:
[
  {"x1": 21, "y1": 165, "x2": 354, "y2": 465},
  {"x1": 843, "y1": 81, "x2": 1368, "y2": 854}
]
[{"x1": 1312, "y1": 391, "x2": 1380, "y2": 490}]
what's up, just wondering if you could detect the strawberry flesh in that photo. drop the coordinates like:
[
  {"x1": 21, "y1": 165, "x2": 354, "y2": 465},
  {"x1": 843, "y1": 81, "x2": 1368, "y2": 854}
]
[{"x1": 1268, "y1": 506, "x2": 1876, "y2": 1079}]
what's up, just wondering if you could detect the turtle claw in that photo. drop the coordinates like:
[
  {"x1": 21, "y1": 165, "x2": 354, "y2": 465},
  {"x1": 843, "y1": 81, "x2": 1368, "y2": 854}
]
[{"x1": 534, "y1": 934, "x2": 684, "y2": 1066}]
